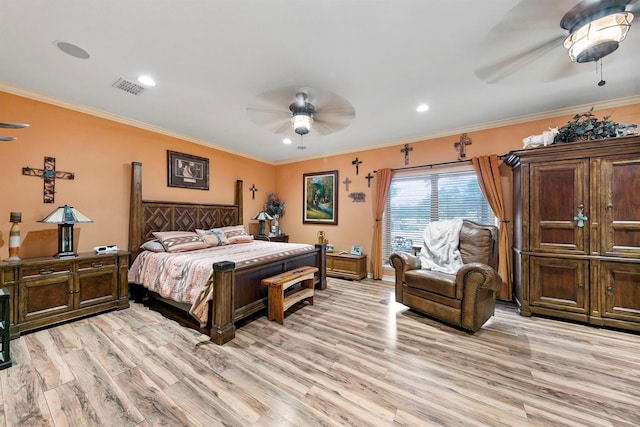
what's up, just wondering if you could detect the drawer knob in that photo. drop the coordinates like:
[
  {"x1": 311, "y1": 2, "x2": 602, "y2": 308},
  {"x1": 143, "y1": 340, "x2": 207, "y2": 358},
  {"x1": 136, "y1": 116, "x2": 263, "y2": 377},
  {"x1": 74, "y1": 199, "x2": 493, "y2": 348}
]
[
  {"x1": 91, "y1": 262, "x2": 104, "y2": 268},
  {"x1": 39, "y1": 268, "x2": 55, "y2": 275}
]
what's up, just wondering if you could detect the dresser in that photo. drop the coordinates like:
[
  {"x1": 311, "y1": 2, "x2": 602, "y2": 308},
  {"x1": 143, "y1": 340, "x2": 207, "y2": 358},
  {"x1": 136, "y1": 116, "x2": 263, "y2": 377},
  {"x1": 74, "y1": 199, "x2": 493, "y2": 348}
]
[
  {"x1": 0, "y1": 251, "x2": 130, "y2": 338},
  {"x1": 326, "y1": 252, "x2": 367, "y2": 281},
  {"x1": 506, "y1": 135, "x2": 640, "y2": 332}
]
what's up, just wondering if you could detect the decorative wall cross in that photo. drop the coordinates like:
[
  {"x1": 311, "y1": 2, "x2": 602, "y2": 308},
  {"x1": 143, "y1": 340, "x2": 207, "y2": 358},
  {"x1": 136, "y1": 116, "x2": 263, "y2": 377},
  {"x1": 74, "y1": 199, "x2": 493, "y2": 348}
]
[
  {"x1": 365, "y1": 172, "x2": 374, "y2": 188},
  {"x1": 454, "y1": 133, "x2": 472, "y2": 160},
  {"x1": 351, "y1": 157, "x2": 362, "y2": 175},
  {"x1": 400, "y1": 144, "x2": 413, "y2": 165},
  {"x1": 22, "y1": 156, "x2": 74, "y2": 203},
  {"x1": 342, "y1": 177, "x2": 352, "y2": 192},
  {"x1": 249, "y1": 184, "x2": 258, "y2": 200}
]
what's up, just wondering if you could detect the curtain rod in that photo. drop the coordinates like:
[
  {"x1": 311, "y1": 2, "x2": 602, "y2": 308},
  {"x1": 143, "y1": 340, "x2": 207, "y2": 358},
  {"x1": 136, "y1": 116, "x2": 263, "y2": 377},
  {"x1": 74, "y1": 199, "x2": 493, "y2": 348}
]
[{"x1": 386, "y1": 153, "x2": 509, "y2": 172}]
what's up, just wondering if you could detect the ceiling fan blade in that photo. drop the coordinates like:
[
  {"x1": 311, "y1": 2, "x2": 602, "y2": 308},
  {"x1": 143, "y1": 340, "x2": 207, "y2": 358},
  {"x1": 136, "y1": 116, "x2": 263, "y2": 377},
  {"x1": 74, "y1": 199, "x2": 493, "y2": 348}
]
[
  {"x1": 273, "y1": 121, "x2": 291, "y2": 134},
  {"x1": 316, "y1": 105, "x2": 356, "y2": 118},
  {"x1": 475, "y1": 35, "x2": 566, "y2": 83},
  {"x1": 311, "y1": 121, "x2": 334, "y2": 136},
  {"x1": 0, "y1": 136, "x2": 17, "y2": 141},
  {"x1": 0, "y1": 121, "x2": 29, "y2": 129}
]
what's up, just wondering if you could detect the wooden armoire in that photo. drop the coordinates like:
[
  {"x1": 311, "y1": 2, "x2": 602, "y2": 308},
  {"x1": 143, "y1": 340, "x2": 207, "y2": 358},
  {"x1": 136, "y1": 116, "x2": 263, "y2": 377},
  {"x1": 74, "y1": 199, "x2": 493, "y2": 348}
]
[{"x1": 506, "y1": 134, "x2": 640, "y2": 332}]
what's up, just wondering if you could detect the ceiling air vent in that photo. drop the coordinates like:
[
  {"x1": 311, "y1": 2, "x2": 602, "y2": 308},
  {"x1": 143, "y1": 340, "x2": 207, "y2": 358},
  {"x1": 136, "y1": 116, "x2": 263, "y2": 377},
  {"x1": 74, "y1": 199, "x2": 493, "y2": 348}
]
[{"x1": 112, "y1": 78, "x2": 145, "y2": 95}]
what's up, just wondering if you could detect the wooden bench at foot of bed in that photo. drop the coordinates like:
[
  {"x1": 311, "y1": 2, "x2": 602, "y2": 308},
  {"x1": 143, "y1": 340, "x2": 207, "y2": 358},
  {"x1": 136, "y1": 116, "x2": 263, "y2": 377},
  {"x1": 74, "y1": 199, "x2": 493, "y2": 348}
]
[{"x1": 261, "y1": 266, "x2": 318, "y2": 325}]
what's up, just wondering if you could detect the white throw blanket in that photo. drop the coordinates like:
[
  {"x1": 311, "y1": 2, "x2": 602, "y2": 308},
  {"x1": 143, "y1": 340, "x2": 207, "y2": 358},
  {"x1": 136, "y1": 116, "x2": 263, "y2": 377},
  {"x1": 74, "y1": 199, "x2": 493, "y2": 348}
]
[{"x1": 420, "y1": 219, "x2": 464, "y2": 274}]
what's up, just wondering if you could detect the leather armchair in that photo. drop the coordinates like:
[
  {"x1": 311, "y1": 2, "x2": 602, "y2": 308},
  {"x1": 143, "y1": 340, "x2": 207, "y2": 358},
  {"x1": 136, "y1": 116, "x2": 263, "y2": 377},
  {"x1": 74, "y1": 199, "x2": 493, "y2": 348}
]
[{"x1": 390, "y1": 220, "x2": 501, "y2": 332}]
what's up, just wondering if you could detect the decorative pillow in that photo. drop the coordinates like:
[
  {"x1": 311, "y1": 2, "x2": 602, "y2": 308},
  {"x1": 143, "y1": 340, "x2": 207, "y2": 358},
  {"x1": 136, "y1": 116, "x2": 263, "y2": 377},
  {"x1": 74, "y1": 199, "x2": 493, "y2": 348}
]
[
  {"x1": 220, "y1": 225, "x2": 249, "y2": 239},
  {"x1": 152, "y1": 231, "x2": 208, "y2": 253},
  {"x1": 226, "y1": 234, "x2": 254, "y2": 245},
  {"x1": 196, "y1": 228, "x2": 227, "y2": 246},
  {"x1": 140, "y1": 239, "x2": 166, "y2": 252}
]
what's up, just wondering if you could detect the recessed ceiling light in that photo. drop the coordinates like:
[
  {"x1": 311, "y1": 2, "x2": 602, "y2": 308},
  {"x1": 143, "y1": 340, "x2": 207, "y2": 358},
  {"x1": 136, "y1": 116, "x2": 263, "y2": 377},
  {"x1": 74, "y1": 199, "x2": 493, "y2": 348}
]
[
  {"x1": 416, "y1": 104, "x2": 429, "y2": 113},
  {"x1": 283, "y1": 138, "x2": 292, "y2": 144},
  {"x1": 55, "y1": 41, "x2": 90, "y2": 59},
  {"x1": 137, "y1": 75, "x2": 156, "y2": 87}
]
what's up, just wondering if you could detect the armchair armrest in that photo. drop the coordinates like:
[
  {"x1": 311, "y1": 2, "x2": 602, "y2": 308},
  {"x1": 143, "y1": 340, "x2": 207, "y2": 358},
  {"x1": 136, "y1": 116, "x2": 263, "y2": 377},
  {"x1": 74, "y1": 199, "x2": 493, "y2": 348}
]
[
  {"x1": 389, "y1": 251, "x2": 421, "y2": 303},
  {"x1": 389, "y1": 251, "x2": 421, "y2": 273},
  {"x1": 456, "y1": 262, "x2": 502, "y2": 331}
]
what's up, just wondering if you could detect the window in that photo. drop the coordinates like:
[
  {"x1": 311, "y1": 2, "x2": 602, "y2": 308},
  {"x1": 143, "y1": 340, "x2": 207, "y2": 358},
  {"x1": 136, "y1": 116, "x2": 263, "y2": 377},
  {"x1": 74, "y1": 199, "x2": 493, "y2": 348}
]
[{"x1": 383, "y1": 168, "x2": 495, "y2": 264}]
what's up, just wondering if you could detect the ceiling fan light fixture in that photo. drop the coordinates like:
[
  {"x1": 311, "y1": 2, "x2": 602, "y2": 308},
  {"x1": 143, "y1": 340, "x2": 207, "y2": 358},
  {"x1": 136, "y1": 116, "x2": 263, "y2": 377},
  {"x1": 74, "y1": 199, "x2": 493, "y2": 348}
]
[
  {"x1": 291, "y1": 112, "x2": 313, "y2": 135},
  {"x1": 563, "y1": 12, "x2": 633, "y2": 63}
]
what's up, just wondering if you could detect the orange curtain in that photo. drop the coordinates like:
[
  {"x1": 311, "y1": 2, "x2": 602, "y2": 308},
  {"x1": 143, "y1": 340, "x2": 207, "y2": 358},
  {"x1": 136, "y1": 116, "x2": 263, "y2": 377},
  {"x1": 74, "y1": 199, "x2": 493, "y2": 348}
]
[
  {"x1": 471, "y1": 155, "x2": 512, "y2": 300},
  {"x1": 371, "y1": 168, "x2": 393, "y2": 279}
]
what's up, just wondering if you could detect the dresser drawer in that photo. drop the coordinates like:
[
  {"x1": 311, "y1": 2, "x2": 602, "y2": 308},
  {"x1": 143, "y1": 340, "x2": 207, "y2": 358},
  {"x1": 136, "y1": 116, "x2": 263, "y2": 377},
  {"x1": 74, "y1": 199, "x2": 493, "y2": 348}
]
[
  {"x1": 77, "y1": 256, "x2": 116, "y2": 271},
  {"x1": 21, "y1": 262, "x2": 73, "y2": 278}
]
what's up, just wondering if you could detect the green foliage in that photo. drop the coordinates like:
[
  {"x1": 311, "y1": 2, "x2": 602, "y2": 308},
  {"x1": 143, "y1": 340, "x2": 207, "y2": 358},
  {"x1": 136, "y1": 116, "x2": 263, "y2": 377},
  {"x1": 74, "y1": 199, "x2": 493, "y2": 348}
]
[{"x1": 555, "y1": 107, "x2": 637, "y2": 144}]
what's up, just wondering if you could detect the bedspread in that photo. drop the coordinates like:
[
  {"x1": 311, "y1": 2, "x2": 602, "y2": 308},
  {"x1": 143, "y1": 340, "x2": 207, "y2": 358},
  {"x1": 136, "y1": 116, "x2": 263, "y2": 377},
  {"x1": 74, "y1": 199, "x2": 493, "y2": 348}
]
[{"x1": 128, "y1": 241, "x2": 314, "y2": 324}]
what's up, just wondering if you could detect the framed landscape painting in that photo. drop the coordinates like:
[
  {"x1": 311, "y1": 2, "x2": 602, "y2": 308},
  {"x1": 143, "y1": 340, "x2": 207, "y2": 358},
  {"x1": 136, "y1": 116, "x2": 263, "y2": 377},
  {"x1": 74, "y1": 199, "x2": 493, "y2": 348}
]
[
  {"x1": 167, "y1": 150, "x2": 209, "y2": 190},
  {"x1": 303, "y1": 170, "x2": 338, "y2": 225}
]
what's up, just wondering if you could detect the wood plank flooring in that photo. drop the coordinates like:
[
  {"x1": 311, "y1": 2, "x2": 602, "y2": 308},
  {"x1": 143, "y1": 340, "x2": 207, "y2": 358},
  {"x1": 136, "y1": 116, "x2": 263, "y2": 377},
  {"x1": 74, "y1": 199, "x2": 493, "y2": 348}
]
[{"x1": 1, "y1": 277, "x2": 639, "y2": 426}]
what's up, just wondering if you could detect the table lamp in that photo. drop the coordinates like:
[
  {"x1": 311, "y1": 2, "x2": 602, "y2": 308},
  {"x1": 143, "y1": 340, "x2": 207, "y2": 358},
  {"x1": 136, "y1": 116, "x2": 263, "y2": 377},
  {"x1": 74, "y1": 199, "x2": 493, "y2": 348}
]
[
  {"x1": 39, "y1": 204, "x2": 93, "y2": 258},
  {"x1": 251, "y1": 209, "x2": 273, "y2": 237}
]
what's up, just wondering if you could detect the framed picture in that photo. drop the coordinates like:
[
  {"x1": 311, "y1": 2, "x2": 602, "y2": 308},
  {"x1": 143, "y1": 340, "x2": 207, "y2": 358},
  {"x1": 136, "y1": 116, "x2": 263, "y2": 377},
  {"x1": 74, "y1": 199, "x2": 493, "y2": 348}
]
[
  {"x1": 303, "y1": 170, "x2": 338, "y2": 225},
  {"x1": 350, "y1": 244, "x2": 363, "y2": 256},
  {"x1": 167, "y1": 150, "x2": 209, "y2": 190}
]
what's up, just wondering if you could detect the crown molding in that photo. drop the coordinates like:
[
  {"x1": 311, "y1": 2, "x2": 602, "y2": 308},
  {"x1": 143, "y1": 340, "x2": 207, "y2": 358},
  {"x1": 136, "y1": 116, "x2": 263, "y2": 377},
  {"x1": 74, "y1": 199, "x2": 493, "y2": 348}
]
[
  {"x1": 0, "y1": 83, "x2": 272, "y2": 164},
  {"x1": 274, "y1": 95, "x2": 640, "y2": 165}
]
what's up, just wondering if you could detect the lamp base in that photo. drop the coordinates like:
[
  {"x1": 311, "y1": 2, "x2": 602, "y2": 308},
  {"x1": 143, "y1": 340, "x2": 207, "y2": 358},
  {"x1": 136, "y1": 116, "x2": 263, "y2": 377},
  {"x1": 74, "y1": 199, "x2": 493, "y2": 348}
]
[
  {"x1": 4, "y1": 255, "x2": 20, "y2": 262},
  {"x1": 54, "y1": 251, "x2": 78, "y2": 259}
]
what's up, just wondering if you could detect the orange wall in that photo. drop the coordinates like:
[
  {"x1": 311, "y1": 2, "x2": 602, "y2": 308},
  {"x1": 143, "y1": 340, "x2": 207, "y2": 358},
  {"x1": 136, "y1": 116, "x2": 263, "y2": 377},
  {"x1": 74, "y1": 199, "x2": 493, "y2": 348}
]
[
  {"x1": 0, "y1": 91, "x2": 275, "y2": 258},
  {"x1": 2, "y1": 90, "x2": 638, "y2": 275},
  {"x1": 274, "y1": 103, "x2": 640, "y2": 276}
]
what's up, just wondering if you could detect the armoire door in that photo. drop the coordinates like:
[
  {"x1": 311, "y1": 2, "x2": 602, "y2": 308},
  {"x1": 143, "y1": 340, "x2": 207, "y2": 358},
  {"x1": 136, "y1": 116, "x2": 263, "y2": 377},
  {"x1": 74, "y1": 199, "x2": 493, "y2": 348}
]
[
  {"x1": 530, "y1": 256, "x2": 589, "y2": 314},
  {"x1": 600, "y1": 261, "x2": 640, "y2": 323},
  {"x1": 530, "y1": 159, "x2": 590, "y2": 254},
  {"x1": 600, "y1": 155, "x2": 640, "y2": 258}
]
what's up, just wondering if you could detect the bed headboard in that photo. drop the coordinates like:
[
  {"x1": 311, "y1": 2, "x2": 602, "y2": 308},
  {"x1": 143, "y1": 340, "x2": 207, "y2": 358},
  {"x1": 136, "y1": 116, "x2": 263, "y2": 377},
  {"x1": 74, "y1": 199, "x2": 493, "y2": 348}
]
[{"x1": 128, "y1": 161, "x2": 243, "y2": 261}]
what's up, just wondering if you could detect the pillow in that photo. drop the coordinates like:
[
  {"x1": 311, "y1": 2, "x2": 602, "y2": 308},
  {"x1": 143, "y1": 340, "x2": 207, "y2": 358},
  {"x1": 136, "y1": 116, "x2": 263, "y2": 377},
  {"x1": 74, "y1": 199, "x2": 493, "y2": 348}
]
[
  {"x1": 196, "y1": 228, "x2": 227, "y2": 246},
  {"x1": 220, "y1": 225, "x2": 249, "y2": 239},
  {"x1": 152, "y1": 231, "x2": 208, "y2": 253},
  {"x1": 226, "y1": 234, "x2": 254, "y2": 245},
  {"x1": 140, "y1": 239, "x2": 166, "y2": 252}
]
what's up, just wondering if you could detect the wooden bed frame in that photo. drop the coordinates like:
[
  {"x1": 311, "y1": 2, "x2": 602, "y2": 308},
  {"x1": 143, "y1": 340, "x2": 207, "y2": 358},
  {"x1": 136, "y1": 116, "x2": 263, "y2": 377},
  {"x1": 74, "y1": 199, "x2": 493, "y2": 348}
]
[{"x1": 128, "y1": 161, "x2": 326, "y2": 345}]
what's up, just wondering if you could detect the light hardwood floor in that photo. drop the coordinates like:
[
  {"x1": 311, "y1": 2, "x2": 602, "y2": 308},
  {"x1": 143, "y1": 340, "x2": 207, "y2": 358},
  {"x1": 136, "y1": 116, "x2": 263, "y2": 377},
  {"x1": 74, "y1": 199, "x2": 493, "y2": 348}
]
[{"x1": 1, "y1": 277, "x2": 639, "y2": 426}]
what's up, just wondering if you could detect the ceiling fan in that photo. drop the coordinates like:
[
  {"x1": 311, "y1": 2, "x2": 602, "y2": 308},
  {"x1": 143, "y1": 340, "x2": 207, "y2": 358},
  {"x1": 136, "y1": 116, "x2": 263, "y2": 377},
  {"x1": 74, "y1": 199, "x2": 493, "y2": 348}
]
[
  {"x1": 475, "y1": 0, "x2": 639, "y2": 84},
  {"x1": 247, "y1": 87, "x2": 356, "y2": 141},
  {"x1": 0, "y1": 121, "x2": 29, "y2": 141}
]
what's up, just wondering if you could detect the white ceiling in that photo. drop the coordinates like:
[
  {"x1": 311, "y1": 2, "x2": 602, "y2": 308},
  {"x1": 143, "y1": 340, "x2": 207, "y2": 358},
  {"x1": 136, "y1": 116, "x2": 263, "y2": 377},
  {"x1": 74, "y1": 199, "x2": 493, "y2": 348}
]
[{"x1": 2, "y1": 0, "x2": 639, "y2": 163}]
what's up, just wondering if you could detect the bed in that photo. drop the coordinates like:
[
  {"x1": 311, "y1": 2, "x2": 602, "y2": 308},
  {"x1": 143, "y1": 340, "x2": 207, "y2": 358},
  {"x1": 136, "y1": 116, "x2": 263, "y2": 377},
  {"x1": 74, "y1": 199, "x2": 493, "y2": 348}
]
[{"x1": 127, "y1": 161, "x2": 326, "y2": 345}]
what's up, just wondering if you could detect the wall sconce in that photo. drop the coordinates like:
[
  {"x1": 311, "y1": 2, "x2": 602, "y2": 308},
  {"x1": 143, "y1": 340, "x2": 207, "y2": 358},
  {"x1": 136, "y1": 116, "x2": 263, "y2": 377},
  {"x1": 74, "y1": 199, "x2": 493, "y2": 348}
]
[{"x1": 39, "y1": 204, "x2": 93, "y2": 258}]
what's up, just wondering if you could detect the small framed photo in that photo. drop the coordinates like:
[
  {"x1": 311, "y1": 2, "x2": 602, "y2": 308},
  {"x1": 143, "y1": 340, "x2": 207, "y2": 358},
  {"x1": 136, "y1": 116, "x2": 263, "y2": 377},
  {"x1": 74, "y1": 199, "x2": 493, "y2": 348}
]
[
  {"x1": 167, "y1": 150, "x2": 209, "y2": 190},
  {"x1": 350, "y1": 244, "x2": 363, "y2": 256}
]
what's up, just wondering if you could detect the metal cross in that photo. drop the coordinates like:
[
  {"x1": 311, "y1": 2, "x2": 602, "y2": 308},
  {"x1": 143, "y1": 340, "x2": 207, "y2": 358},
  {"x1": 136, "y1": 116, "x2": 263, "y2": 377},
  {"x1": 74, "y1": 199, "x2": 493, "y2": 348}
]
[
  {"x1": 365, "y1": 172, "x2": 374, "y2": 188},
  {"x1": 249, "y1": 184, "x2": 258, "y2": 200},
  {"x1": 22, "y1": 156, "x2": 75, "y2": 203},
  {"x1": 400, "y1": 144, "x2": 412, "y2": 165},
  {"x1": 342, "y1": 177, "x2": 352, "y2": 192},
  {"x1": 454, "y1": 133, "x2": 472, "y2": 160},
  {"x1": 351, "y1": 157, "x2": 363, "y2": 175}
]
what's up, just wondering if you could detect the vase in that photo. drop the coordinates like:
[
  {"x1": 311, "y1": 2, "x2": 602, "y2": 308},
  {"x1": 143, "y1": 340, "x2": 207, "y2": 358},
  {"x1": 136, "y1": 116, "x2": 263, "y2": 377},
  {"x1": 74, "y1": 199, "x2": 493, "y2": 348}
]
[{"x1": 271, "y1": 214, "x2": 280, "y2": 236}]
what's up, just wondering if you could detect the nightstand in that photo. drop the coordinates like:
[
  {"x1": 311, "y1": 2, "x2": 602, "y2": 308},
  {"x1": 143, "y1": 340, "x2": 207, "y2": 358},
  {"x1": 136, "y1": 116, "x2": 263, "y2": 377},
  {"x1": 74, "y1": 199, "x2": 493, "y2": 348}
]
[{"x1": 254, "y1": 234, "x2": 289, "y2": 243}]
